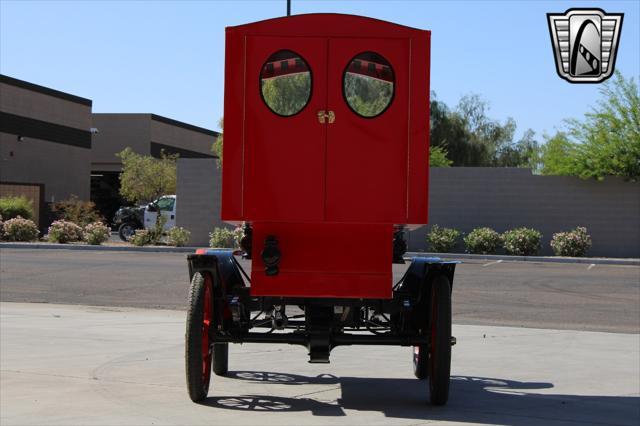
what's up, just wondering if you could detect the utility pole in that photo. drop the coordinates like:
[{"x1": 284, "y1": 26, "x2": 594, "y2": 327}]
[{"x1": 287, "y1": 0, "x2": 291, "y2": 16}]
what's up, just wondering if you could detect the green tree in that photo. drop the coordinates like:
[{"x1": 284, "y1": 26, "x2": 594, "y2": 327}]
[
  {"x1": 117, "y1": 147, "x2": 178, "y2": 204},
  {"x1": 569, "y1": 72, "x2": 639, "y2": 180},
  {"x1": 212, "y1": 118, "x2": 223, "y2": 167},
  {"x1": 430, "y1": 92, "x2": 536, "y2": 167},
  {"x1": 494, "y1": 129, "x2": 541, "y2": 170},
  {"x1": 430, "y1": 94, "x2": 467, "y2": 165},
  {"x1": 116, "y1": 147, "x2": 178, "y2": 238},
  {"x1": 540, "y1": 132, "x2": 579, "y2": 176},
  {"x1": 541, "y1": 72, "x2": 639, "y2": 180},
  {"x1": 429, "y1": 146, "x2": 453, "y2": 167}
]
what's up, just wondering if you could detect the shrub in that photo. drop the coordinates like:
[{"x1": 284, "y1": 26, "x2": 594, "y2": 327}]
[
  {"x1": 167, "y1": 226, "x2": 191, "y2": 247},
  {"x1": 47, "y1": 220, "x2": 83, "y2": 243},
  {"x1": 209, "y1": 227, "x2": 237, "y2": 248},
  {"x1": 232, "y1": 226, "x2": 244, "y2": 247},
  {"x1": 464, "y1": 227, "x2": 502, "y2": 254},
  {"x1": 0, "y1": 196, "x2": 34, "y2": 220},
  {"x1": 127, "y1": 217, "x2": 166, "y2": 246},
  {"x1": 502, "y1": 227, "x2": 542, "y2": 256},
  {"x1": 130, "y1": 229, "x2": 153, "y2": 246},
  {"x1": 146, "y1": 215, "x2": 168, "y2": 245},
  {"x1": 0, "y1": 214, "x2": 4, "y2": 240},
  {"x1": 51, "y1": 196, "x2": 103, "y2": 227},
  {"x1": 84, "y1": 222, "x2": 111, "y2": 245},
  {"x1": 550, "y1": 226, "x2": 592, "y2": 257},
  {"x1": 426, "y1": 225, "x2": 461, "y2": 253},
  {"x1": 3, "y1": 216, "x2": 39, "y2": 241}
]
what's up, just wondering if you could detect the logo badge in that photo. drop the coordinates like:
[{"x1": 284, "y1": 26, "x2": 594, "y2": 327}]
[{"x1": 547, "y1": 8, "x2": 623, "y2": 83}]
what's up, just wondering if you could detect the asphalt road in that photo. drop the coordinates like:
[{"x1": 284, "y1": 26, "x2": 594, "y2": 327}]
[{"x1": 1, "y1": 248, "x2": 639, "y2": 333}]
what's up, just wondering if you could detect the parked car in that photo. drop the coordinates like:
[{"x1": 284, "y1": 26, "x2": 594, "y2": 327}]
[{"x1": 112, "y1": 195, "x2": 177, "y2": 241}]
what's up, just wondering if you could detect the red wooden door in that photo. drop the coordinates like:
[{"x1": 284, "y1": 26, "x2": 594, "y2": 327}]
[
  {"x1": 325, "y1": 38, "x2": 411, "y2": 223},
  {"x1": 244, "y1": 36, "x2": 327, "y2": 222},
  {"x1": 244, "y1": 36, "x2": 410, "y2": 224}
]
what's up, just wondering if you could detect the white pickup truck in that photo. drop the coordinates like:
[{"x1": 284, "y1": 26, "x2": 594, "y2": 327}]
[{"x1": 112, "y1": 195, "x2": 177, "y2": 241}]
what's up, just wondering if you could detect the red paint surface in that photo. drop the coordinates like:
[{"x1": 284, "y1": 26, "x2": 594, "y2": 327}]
[
  {"x1": 325, "y1": 37, "x2": 410, "y2": 223},
  {"x1": 251, "y1": 222, "x2": 393, "y2": 298},
  {"x1": 221, "y1": 14, "x2": 431, "y2": 298},
  {"x1": 244, "y1": 36, "x2": 327, "y2": 222}
]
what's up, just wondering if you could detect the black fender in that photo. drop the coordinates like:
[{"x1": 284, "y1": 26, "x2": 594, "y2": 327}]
[
  {"x1": 402, "y1": 256, "x2": 458, "y2": 295},
  {"x1": 395, "y1": 256, "x2": 458, "y2": 332},
  {"x1": 187, "y1": 249, "x2": 246, "y2": 296},
  {"x1": 187, "y1": 249, "x2": 248, "y2": 332}
]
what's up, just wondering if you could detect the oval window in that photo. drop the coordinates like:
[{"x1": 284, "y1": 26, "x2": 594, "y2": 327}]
[
  {"x1": 260, "y1": 50, "x2": 312, "y2": 117},
  {"x1": 343, "y1": 52, "x2": 395, "y2": 118}
]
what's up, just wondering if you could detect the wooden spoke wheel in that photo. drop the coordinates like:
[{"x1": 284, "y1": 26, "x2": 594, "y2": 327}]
[{"x1": 185, "y1": 272, "x2": 215, "y2": 402}]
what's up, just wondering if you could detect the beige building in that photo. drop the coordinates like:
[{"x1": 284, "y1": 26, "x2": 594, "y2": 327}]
[
  {"x1": 0, "y1": 74, "x2": 219, "y2": 226},
  {"x1": 91, "y1": 113, "x2": 218, "y2": 220},
  {"x1": 0, "y1": 75, "x2": 93, "y2": 226},
  {"x1": 91, "y1": 113, "x2": 218, "y2": 172}
]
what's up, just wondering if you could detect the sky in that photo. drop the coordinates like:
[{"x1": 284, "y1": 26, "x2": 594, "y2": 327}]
[{"x1": 1, "y1": 0, "x2": 638, "y2": 141}]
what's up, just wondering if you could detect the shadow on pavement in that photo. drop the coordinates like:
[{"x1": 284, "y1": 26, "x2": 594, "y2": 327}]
[{"x1": 202, "y1": 372, "x2": 640, "y2": 425}]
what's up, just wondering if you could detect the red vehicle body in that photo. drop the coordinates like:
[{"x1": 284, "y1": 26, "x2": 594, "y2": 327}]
[
  {"x1": 185, "y1": 13, "x2": 457, "y2": 406},
  {"x1": 222, "y1": 13, "x2": 430, "y2": 299}
]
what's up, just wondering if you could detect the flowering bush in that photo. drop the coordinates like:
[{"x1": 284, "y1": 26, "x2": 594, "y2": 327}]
[
  {"x1": 167, "y1": 226, "x2": 191, "y2": 247},
  {"x1": 3, "y1": 216, "x2": 39, "y2": 241},
  {"x1": 130, "y1": 229, "x2": 153, "y2": 246},
  {"x1": 47, "y1": 220, "x2": 83, "y2": 243},
  {"x1": 502, "y1": 227, "x2": 542, "y2": 256},
  {"x1": 550, "y1": 226, "x2": 592, "y2": 257},
  {"x1": 464, "y1": 227, "x2": 502, "y2": 254},
  {"x1": 426, "y1": 225, "x2": 461, "y2": 253},
  {"x1": 51, "y1": 196, "x2": 103, "y2": 227},
  {"x1": 209, "y1": 227, "x2": 238, "y2": 248},
  {"x1": 84, "y1": 222, "x2": 111, "y2": 245}
]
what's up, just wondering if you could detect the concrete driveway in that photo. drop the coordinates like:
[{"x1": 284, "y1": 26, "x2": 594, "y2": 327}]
[{"x1": 1, "y1": 303, "x2": 638, "y2": 426}]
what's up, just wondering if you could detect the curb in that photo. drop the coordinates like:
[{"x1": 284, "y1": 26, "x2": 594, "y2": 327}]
[
  {"x1": 0, "y1": 242, "x2": 197, "y2": 254},
  {"x1": 1, "y1": 243, "x2": 638, "y2": 266},
  {"x1": 406, "y1": 252, "x2": 640, "y2": 266}
]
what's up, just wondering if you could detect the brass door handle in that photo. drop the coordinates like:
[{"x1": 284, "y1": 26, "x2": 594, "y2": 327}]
[{"x1": 317, "y1": 110, "x2": 335, "y2": 124}]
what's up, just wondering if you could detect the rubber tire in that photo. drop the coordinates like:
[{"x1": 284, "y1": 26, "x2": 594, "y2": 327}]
[
  {"x1": 118, "y1": 222, "x2": 137, "y2": 241},
  {"x1": 213, "y1": 343, "x2": 229, "y2": 376},
  {"x1": 413, "y1": 345, "x2": 428, "y2": 379},
  {"x1": 185, "y1": 272, "x2": 213, "y2": 402},
  {"x1": 428, "y1": 274, "x2": 452, "y2": 406}
]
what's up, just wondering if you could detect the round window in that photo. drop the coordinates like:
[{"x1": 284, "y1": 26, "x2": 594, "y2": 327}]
[
  {"x1": 260, "y1": 50, "x2": 312, "y2": 117},
  {"x1": 343, "y1": 52, "x2": 395, "y2": 118}
]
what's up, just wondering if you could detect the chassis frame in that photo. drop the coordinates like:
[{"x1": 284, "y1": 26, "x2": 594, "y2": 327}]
[{"x1": 187, "y1": 249, "x2": 457, "y2": 364}]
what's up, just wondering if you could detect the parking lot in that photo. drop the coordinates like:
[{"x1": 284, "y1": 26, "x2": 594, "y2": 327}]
[
  {"x1": 0, "y1": 248, "x2": 639, "y2": 425},
  {"x1": 1, "y1": 248, "x2": 638, "y2": 333}
]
